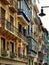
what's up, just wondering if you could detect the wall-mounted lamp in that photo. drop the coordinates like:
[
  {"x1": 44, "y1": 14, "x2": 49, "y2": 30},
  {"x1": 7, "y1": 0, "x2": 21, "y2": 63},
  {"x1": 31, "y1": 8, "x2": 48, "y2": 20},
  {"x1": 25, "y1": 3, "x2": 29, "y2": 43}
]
[{"x1": 39, "y1": 6, "x2": 49, "y2": 16}]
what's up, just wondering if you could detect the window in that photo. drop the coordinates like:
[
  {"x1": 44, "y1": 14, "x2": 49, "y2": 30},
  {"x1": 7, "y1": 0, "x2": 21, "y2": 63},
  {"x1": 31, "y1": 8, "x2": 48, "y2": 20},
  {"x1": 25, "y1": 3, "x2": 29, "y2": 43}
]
[
  {"x1": 32, "y1": 45, "x2": 34, "y2": 50},
  {"x1": 7, "y1": 42, "x2": 9, "y2": 50},
  {"x1": 18, "y1": 23, "x2": 22, "y2": 33},
  {"x1": 10, "y1": 15, "x2": 14, "y2": 25},
  {"x1": 23, "y1": 47, "x2": 25, "y2": 56},
  {"x1": 6, "y1": 21, "x2": 11, "y2": 31},
  {"x1": 18, "y1": 0, "x2": 21, "y2": 9},
  {"x1": 32, "y1": 60, "x2": 33, "y2": 65},
  {"x1": 1, "y1": 38, "x2": 5, "y2": 50},
  {"x1": 10, "y1": 42, "x2": 14, "y2": 53},
  {"x1": 10, "y1": 15, "x2": 14, "y2": 32},
  {"x1": 1, "y1": 7, "x2": 5, "y2": 19},
  {"x1": 34, "y1": 46, "x2": 37, "y2": 50},
  {"x1": 31, "y1": 27, "x2": 32, "y2": 33},
  {"x1": 0, "y1": 7, "x2": 5, "y2": 26},
  {"x1": 30, "y1": 0, "x2": 32, "y2": 4},
  {"x1": 23, "y1": 27, "x2": 26, "y2": 36},
  {"x1": 28, "y1": 59, "x2": 30, "y2": 65},
  {"x1": 18, "y1": 47, "x2": 21, "y2": 57}
]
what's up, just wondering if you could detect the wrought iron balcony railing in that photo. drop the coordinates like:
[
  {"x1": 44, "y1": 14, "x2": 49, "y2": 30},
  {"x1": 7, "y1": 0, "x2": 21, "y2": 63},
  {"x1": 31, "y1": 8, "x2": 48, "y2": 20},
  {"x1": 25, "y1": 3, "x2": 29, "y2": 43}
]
[
  {"x1": 1, "y1": 49, "x2": 8, "y2": 56},
  {"x1": 18, "y1": 54, "x2": 27, "y2": 59},
  {"x1": 18, "y1": 54, "x2": 23, "y2": 58},
  {"x1": 10, "y1": 52, "x2": 16, "y2": 58},
  {"x1": 0, "y1": 18, "x2": 28, "y2": 43},
  {"x1": 6, "y1": 21, "x2": 15, "y2": 33},
  {"x1": 6, "y1": 21, "x2": 27, "y2": 43}
]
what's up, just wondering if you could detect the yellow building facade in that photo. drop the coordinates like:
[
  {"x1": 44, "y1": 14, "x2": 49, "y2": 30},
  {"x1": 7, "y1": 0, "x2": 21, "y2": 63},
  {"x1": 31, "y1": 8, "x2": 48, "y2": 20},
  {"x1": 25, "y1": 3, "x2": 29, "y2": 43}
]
[
  {"x1": 0, "y1": 0, "x2": 28, "y2": 65},
  {"x1": 0, "y1": 0, "x2": 44, "y2": 65}
]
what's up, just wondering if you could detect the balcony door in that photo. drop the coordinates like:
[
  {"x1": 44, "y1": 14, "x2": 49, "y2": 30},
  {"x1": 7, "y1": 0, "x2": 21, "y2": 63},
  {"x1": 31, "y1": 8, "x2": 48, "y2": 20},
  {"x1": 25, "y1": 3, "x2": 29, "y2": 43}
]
[
  {"x1": 32, "y1": 60, "x2": 33, "y2": 65},
  {"x1": 23, "y1": 47, "x2": 25, "y2": 56},
  {"x1": 1, "y1": 38, "x2": 5, "y2": 50},
  {"x1": 28, "y1": 59, "x2": 30, "y2": 65},
  {"x1": 18, "y1": 23, "x2": 22, "y2": 33},
  {"x1": 23, "y1": 27, "x2": 26, "y2": 36},
  {"x1": 18, "y1": 47, "x2": 21, "y2": 57},
  {"x1": 10, "y1": 42, "x2": 14, "y2": 53}
]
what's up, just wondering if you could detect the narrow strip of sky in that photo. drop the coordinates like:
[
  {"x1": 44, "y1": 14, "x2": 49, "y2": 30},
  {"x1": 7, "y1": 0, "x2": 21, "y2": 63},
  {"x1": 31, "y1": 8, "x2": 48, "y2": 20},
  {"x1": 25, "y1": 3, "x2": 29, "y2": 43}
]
[{"x1": 37, "y1": 0, "x2": 49, "y2": 31}]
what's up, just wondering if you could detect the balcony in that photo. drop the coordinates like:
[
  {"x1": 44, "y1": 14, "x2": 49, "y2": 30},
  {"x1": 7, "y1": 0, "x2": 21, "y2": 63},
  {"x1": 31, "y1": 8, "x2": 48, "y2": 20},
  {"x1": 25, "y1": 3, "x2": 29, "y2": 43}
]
[
  {"x1": 38, "y1": 51, "x2": 44, "y2": 59},
  {"x1": 38, "y1": 45, "x2": 45, "y2": 58},
  {"x1": 18, "y1": 0, "x2": 32, "y2": 24},
  {"x1": 17, "y1": 32, "x2": 28, "y2": 44},
  {"x1": 0, "y1": 18, "x2": 28, "y2": 44},
  {"x1": 38, "y1": 44, "x2": 46, "y2": 55},
  {"x1": 27, "y1": 37, "x2": 38, "y2": 57},
  {"x1": 23, "y1": 55, "x2": 28, "y2": 59},
  {"x1": 10, "y1": 52, "x2": 16, "y2": 58},
  {"x1": 18, "y1": 54, "x2": 23, "y2": 58},
  {"x1": 18, "y1": 54, "x2": 27, "y2": 60},
  {"x1": 1, "y1": 49, "x2": 8, "y2": 56},
  {"x1": 28, "y1": 50, "x2": 37, "y2": 57},
  {"x1": 9, "y1": 0, "x2": 18, "y2": 12},
  {"x1": 27, "y1": 37, "x2": 38, "y2": 51},
  {"x1": 0, "y1": 0, "x2": 10, "y2": 5},
  {"x1": 0, "y1": 18, "x2": 17, "y2": 39},
  {"x1": 6, "y1": 21, "x2": 15, "y2": 33}
]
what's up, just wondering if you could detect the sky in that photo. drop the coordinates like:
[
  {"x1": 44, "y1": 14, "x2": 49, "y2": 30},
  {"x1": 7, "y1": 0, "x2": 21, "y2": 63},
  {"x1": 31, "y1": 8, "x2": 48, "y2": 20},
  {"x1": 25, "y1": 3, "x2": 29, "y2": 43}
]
[{"x1": 37, "y1": 0, "x2": 49, "y2": 32}]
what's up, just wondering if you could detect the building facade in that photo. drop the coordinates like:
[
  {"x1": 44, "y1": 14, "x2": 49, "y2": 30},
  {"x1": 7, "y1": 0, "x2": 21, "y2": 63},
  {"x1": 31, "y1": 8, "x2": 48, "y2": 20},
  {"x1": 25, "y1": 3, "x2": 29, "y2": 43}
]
[
  {"x1": 0, "y1": 0, "x2": 28, "y2": 65},
  {"x1": 38, "y1": 27, "x2": 48, "y2": 65},
  {"x1": 0, "y1": 0, "x2": 47, "y2": 65}
]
